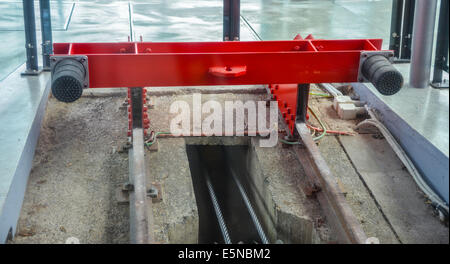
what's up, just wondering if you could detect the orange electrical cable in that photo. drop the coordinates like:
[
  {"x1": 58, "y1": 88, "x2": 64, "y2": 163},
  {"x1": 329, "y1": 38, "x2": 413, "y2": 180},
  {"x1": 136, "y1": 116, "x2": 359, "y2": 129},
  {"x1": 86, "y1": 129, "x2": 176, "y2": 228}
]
[{"x1": 306, "y1": 124, "x2": 354, "y2": 136}]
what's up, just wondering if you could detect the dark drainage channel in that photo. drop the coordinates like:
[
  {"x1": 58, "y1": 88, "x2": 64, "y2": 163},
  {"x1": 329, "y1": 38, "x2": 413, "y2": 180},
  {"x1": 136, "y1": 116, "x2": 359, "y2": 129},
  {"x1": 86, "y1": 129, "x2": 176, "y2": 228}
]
[{"x1": 186, "y1": 145, "x2": 269, "y2": 244}]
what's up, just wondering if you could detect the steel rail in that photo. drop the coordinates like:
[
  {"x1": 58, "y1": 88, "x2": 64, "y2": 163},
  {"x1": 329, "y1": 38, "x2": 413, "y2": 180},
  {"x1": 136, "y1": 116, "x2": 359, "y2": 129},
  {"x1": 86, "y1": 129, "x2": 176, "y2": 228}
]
[
  {"x1": 129, "y1": 128, "x2": 150, "y2": 244},
  {"x1": 294, "y1": 122, "x2": 367, "y2": 244}
]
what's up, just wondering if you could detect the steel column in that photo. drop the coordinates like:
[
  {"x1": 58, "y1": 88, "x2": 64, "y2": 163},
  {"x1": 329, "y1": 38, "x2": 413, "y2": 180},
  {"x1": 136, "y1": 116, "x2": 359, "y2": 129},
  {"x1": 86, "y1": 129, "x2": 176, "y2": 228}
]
[
  {"x1": 223, "y1": 0, "x2": 240, "y2": 41},
  {"x1": 296, "y1": 84, "x2": 310, "y2": 124},
  {"x1": 431, "y1": 0, "x2": 449, "y2": 88},
  {"x1": 128, "y1": 2, "x2": 134, "y2": 42},
  {"x1": 389, "y1": 0, "x2": 403, "y2": 58},
  {"x1": 400, "y1": 0, "x2": 415, "y2": 60},
  {"x1": 409, "y1": 0, "x2": 437, "y2": 88},
  {"x1": 22, "y1": 0, "x2": 40, "y2": 75},
  {"x1": 39, "y1": 0, "x2": 53, "y2": 71}
]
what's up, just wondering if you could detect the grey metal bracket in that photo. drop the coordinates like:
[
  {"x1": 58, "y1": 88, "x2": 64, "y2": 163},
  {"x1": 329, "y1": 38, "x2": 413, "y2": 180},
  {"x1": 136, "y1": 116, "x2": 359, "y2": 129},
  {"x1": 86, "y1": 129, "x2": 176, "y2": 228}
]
[
  {"x1": 147, "y1": 182, "x2": 163, "y2": 202},
  {"x1": 116, "y1": 182, "x2": 133, "y2": 204},
  {"x1": 357, "y1": 51, "x2": 394, "y2": 83},
  {"x1": 21, "y1": 67, "x2": 43, "y2": 76},
  {"x1": 116, "y1": 182, "x2": 162, "y2": 204},
  {"x1": 41, "y1": 41, "x2": 53, "y2": 71},
  {"x1": 50, "y1": 55, "x2": 89, "y2": 89},
  {"x1": 431, "y1": 78, "x2": 449, "y2": 89}
]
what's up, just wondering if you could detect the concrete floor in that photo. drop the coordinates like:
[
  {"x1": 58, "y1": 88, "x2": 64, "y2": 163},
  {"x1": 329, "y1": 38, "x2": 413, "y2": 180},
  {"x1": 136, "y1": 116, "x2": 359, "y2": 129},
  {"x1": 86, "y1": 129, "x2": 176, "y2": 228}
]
[
  {"x1": 12, "y1": 84, "x2": 448, "y2": 243},
  {"x1": 12, "y1": 95, "x2": 130, "y2": 243},
  {"x1": 309, "y1": 94, "x2": 448, "y2": 243},
  {"x1": 1, "y1": 0, "x2": 448, "y2": 243},
  {"x1": 382, "y1": 64, "x2": 449, "y2": 158},
  {"x1": 365, "y1": 64, "x2": 449, "y2": 203}
]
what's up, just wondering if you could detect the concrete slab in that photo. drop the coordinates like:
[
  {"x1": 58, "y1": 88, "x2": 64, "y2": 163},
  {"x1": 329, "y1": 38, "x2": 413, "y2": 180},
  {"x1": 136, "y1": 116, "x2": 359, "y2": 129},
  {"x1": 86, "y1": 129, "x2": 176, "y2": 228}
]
[
  {"x1": 11, "y1": 95, "x2": 130, "y2": 244},
  {"x1": 146, "y1": 137, "x2": 199, "y2": 244},
  {"x1": 340, "y1": 134, "x2": 449, "y2": 244},
  {"x1": 317, "y1": 136, "x2": 400, "y2": 244},
  {"x1": 0, "y1": 64, "x2": 50, "y2": 243},
  {"x1": 360, "y1": 64, "x2": 449, "y2": 158},
  {"x1": 144, "y1": 94, "x2": 199, "y2": 243},
  {"x1": 248, "y1": 137, "x2": 327, "y2": 243},
  {"x1": 352, "y1": 64, "x2": 449, "y2": 203}
]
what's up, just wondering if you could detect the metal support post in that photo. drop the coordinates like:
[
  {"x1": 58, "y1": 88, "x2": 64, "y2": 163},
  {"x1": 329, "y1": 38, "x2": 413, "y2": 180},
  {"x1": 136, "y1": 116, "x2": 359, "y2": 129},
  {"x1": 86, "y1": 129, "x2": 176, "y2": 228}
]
[
  {"x1": 295, "y1": 84, "x2": 310, "y2": 124},
  {"x1": 409, "y1": 0, "x2": 437, "y2": 88},
  {"x1": 389, "y1": 0, "x2": 403, "y2": 58},
  {"x1": 400, "y1": 0, "x2": 415, "y2": 60},
  {"x1": 21, "y1": 0, "x2": 41, "y2": 75},
  {"x1": 223, "y1": 0, "x2": 240, "y2": 41},
  {"x1": 431, "y1": 0, "x2": 449, "y2": 88},
  {"x1": 39, "y1": 0, "x2": 53, "y2": 71}
]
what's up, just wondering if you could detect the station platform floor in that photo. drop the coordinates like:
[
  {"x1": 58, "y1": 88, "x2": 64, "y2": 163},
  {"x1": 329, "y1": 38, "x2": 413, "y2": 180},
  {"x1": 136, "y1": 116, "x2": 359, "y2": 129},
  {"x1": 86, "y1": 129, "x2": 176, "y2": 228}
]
[{"x1": 0, "y1": 0, "x2": 448, "y2": 243}]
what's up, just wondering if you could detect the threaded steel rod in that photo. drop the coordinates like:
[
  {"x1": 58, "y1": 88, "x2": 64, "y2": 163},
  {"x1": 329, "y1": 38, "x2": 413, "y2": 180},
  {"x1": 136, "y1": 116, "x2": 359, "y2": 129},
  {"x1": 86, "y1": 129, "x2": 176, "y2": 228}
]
[
  {"x1": 204, "y1": 169, "x2": 232, "y2": 244},
  {"x1": 230, "y1": 169, "x2": 269, "y2": 244}
]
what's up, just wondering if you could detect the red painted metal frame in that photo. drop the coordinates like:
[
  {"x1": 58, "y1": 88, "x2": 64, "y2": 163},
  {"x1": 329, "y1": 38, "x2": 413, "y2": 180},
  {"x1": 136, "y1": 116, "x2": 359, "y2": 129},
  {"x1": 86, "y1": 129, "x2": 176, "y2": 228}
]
[
  {"x1": 53, "y1": 38, "x2": 386, "y2": 134},
  {"x1": 268, "y1": 83, "x2": 300, "y2": 133},
  {"x1": 127, "y1": 87, "x2": 149, "y2": 137},
  {"x1": 53, "y1": 39, "x2": 382, "y2": 88}
]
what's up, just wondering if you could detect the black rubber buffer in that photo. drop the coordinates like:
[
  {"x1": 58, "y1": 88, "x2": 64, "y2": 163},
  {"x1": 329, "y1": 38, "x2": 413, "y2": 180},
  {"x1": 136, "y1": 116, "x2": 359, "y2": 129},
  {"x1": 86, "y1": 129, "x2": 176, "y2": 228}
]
[
  {"x1": 51, "y1": 59, "x2": 85, "y2": 102},
  {"x1": 362, "y1": 55, "x2": 404, "y2": 95}
]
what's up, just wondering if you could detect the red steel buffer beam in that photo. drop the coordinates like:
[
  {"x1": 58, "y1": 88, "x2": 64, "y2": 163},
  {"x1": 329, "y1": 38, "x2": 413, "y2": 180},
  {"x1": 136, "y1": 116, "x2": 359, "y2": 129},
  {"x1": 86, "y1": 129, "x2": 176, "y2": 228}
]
[{"x1": 50, "y1": 38, "x2": 403, "y2": 136}]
